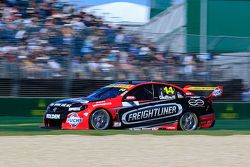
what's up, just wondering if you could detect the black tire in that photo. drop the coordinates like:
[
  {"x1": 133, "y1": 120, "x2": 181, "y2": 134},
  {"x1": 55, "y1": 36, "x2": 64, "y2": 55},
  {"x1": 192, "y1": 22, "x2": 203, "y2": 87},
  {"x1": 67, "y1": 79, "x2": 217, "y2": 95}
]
[
  {"x1": 90, "y1": 109, "x2": 111, "y2": 130},
  {"x1": 179, "y1": 112, "x2": 199, "y2": 131}
]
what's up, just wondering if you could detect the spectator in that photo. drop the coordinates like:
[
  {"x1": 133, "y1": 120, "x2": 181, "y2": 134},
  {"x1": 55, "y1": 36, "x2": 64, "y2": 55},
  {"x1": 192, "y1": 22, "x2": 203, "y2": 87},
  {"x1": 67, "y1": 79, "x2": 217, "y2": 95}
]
[
  {"x1": 242, "y1": 88, "x2": 250, "y2": 102},
  {"x1": 183, "y1": 53, "x2": 195, "y2": 80},
  {"x1": 0, "y1": 0, "x2": 169, "y2": 80}
]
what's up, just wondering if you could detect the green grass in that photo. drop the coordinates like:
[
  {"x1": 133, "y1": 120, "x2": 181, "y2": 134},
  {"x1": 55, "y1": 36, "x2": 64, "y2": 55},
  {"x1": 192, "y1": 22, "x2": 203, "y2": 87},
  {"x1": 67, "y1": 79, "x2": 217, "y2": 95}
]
[{"x1": 0, "y1": 116, "x2": 250, "y2": 136}]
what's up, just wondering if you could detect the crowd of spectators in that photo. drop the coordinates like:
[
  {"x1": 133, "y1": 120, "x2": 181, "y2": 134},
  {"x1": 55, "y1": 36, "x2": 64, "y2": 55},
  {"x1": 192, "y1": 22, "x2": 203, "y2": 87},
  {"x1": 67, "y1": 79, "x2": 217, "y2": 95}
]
[{"x1": 0, "y1": 0, "x2": 214, "y2": 81}]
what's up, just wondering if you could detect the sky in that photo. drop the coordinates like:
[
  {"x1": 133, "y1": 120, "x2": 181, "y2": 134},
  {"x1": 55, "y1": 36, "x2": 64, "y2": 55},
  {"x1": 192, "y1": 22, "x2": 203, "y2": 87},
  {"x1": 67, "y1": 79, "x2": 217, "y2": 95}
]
[{"x1": 66, "y1": 0, "x2": 150, "y2": 7}]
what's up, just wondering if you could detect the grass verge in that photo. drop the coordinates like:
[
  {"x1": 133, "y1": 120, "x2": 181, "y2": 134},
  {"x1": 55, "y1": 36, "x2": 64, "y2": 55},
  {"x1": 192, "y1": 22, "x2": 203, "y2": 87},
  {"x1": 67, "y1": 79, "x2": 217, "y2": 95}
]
[{"x1": 0, "y1": 117, "x2": 250, "y2": 136}]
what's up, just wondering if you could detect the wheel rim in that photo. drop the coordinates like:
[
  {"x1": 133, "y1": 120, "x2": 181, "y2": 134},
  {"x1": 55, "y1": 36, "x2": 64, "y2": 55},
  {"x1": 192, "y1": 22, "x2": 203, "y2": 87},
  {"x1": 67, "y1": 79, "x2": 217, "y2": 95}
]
[
  {"x1": 180, "y1": 112, "x2": 198, "y2": 131},
  {"x1": 91, "y1": 110, "x2": 110, "y2": 130}
]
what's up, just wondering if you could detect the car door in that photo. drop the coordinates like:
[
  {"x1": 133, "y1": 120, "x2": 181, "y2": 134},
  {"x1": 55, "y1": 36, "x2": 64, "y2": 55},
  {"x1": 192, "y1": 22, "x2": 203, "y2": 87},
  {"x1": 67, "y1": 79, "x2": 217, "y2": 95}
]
[
  {"x1": 153, "y1": 83, "x2": 186, "y2": 119},
  {"x1": 118, "y1": 84, "x2": 183, "y2": 128}
]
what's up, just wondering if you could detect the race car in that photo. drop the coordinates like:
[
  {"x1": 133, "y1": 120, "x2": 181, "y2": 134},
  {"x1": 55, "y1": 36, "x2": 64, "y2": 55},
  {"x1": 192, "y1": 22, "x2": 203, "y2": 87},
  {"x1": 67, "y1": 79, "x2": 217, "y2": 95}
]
[{"x1": 43, "y1": 81, "x2": 223, "y2": 131}]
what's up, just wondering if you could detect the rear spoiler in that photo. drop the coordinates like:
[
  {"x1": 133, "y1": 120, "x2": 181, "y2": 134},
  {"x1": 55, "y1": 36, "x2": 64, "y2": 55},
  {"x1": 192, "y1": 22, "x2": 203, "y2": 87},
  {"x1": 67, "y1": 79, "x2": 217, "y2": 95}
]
[{"x1": 183, "y1": 85, "x2": 223, "y2": 98}]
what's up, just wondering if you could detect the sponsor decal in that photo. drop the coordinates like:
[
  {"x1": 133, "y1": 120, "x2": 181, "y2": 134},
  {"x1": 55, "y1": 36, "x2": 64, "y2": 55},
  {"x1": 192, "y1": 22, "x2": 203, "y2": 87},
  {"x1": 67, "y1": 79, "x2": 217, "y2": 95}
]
[
  {"x1": 66, "y1": 113, "x2": 83, "y2": 127},
  {"x1": 190, "y1": 96, "x2": 201, "y2": 98},
  {"x1": 92, "y1": 102, "x2": 112, "y2": 107},
  {"x1": 163, "y1": 86, "x2": 175, "y2": 95},
  {"x1": 188, "y1": 99, "x2": 204, "y2": 107},
  {"x1": 158, "y1": 86, "x2": 176, "y2": 100},
  {"x1": 113, "y1": 121, "x2": 122, "y2": 127},
  {"x1": 121, "y1": 103, "x2": 183, "y2": 125},
  {"x1": 159, "y1": 95, "x2": 175, "y2": 100},
  {"x1": 96, "y1": 101, "x2": 106, "y2": 103},
  {"x1": 46, "y1": 114, "x2": 60, "y2": 119},
  {"x1": 126, "y1": 96, "x2": 136, "y2": 100},
  {"x1": 68, "y1": 107, "x2": 81, "y2": 111},
  {"x1": 50, "y1": 103, "x2": 71, "y2": 107},
  {"x1": 212, "y1": 88, "x2": 222, "y2": 97},
  {"x1": 53, "y1": 107, "x2": 57, "y2": 112},
  {"x1": 60, "y1": 104, "x2": 67, "y2": 107},
  {"x1": 54, "y1": 103, "x2": 61, "y2": 107},
  {"x1": 165, "y1": 126, "x2": 176, "y2": 130}
]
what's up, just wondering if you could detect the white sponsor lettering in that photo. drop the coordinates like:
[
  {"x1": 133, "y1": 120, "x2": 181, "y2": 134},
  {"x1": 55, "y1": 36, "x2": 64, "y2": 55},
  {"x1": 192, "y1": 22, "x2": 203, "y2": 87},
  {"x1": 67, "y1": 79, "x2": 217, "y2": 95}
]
[
  {"x1": 188, "y1": 99, "x2": 204, "y2": 107},
  {"x1": 122, "y1": 103, "x2": 183, "y2": 125},
  {"x1": 159, "y1": 95, "x2": 175, "y2": 100},
  {"x1": 68, "y1": 107, "x2": 81, "y2": 111},
  {"x1": 113, "y1": 122, "x2": 121, "y2": 127},
  {"x1": 127, "y1": 106, "x2": 177, "y2": 122},
  {"x1": 66, "y1": 113, "x2": 82, "y2": 127},
  {"x1": 61, "y1": 104, "x2": 67, "y2": 107},
  {"x1": 46, "y1": 114, "x2": 60, "y2": 119},
  {"x1": 52, "y1": 103, "x2": 72, "y2": 107},
  {"x1": 92, "y1": 102, "x2": 112, "y2": 107}
]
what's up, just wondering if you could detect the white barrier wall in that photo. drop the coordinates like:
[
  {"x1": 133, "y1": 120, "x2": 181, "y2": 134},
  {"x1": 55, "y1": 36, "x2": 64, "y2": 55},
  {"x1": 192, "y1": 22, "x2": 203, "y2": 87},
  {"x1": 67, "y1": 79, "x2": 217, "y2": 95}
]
[{"x1": 138, "y1": 3, "x2": 186, "y2": 52}]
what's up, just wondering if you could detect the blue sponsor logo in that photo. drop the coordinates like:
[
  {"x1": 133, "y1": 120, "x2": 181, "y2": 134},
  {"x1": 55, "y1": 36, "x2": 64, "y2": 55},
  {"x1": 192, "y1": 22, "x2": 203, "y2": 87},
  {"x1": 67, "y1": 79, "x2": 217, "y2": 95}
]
[
  {"x1": 213, "y1": 88, "x2": 222, "y2": 96},
  {"x1": 67, "y1": 113, "x2": 82, "y2": 127}
]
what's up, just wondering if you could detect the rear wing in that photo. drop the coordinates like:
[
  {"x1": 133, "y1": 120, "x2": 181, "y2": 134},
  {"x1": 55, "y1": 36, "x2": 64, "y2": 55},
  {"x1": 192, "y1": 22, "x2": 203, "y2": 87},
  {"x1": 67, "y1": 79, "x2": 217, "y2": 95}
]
[{"x1": 183, "y1": 85, "x2": 223, "y2": 98}]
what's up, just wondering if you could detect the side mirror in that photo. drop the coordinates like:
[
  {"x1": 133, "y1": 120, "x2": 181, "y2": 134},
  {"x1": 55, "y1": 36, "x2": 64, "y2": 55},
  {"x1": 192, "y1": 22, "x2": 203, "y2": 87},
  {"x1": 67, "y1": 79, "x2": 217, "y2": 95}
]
[{"x1": 124, "y1": 96, "x2": 136, "y2": 101}]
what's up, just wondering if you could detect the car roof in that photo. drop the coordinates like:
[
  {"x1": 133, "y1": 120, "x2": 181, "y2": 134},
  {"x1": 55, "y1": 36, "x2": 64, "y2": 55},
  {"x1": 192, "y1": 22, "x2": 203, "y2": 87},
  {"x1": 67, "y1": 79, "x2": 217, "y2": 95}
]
[
  {"x1": 115, "y1": 81, "x2": 145, "y2": 85},
  {"x1": 114, "y1": 81, "x2": 192, "y2": 95},
  {"x1": 115, "y1": 81, "x2": 182, "y2": 90}
]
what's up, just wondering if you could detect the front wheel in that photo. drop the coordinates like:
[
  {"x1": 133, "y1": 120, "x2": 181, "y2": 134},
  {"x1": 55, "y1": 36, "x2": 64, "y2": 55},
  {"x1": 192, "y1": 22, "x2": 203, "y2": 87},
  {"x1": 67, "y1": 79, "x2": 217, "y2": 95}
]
[
  {"x1": 179, "y1": 112, "x2": 198, "y2": 131},
  {"x1": 90, "y1": 109, "x2": 111, "y2": 130}
]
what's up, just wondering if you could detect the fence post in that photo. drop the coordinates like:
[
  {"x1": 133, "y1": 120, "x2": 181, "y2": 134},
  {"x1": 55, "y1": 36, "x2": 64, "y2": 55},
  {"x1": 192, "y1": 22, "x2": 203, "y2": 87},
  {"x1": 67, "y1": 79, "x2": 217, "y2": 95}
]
[
  {"x1": 11, "y1": 55, "x2": 20, "y2": 97},
  {"x1": 248, "y1": 52, "x2": 250, "y2": 88},
  {"x1": 64, "y1": 37, "x2": 74, "y2": 97}
]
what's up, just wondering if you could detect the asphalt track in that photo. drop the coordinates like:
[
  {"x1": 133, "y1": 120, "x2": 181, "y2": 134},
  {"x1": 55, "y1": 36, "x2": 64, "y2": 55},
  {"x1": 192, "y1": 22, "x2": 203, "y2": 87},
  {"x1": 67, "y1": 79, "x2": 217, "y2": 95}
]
[
  {"x1": 0, "y1": 117, "x2": 250, "y2": 167},
  {"x1": 0, "y1": 135, "x2": 249, "y2": 167}
]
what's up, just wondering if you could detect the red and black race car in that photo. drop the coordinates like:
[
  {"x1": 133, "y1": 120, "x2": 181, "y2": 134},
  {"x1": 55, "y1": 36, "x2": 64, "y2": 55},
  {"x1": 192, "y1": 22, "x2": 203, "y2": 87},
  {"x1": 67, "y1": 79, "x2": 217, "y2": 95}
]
[{"x1": 43, "y1": 81, "x2": 223, "y2": 131}]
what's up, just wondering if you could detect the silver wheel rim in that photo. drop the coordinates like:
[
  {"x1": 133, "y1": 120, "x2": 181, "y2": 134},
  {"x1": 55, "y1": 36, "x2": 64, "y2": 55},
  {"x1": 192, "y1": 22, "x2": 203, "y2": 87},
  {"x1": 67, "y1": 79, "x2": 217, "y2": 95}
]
[
  {"x1": 180, "y1": 112, "x2": 198, "y2": 131},
  {"x1": 91, "y1": 110, "x2": 110, "y2": 130}
]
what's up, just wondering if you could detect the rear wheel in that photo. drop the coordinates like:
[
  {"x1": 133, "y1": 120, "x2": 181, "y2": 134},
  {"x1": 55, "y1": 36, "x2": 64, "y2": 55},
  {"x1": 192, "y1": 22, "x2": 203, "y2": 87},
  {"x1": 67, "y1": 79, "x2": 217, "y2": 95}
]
[
  {"x1": 179, "y1": 112, "x2": 198, "y2": 131},
  {"x1": 90, "y1": 109, "x2": 111, "y2": 130}
]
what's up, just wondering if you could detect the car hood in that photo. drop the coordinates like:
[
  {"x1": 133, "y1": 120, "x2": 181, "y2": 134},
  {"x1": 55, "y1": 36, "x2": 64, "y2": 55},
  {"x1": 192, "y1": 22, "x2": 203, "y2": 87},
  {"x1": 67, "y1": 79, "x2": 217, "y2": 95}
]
[{"x1": 54, "y1": 97, "x2": 100, "y2": 105}]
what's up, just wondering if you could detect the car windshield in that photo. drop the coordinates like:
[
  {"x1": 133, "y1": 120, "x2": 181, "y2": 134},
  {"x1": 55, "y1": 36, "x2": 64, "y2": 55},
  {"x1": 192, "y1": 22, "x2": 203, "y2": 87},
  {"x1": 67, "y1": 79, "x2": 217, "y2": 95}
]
[{"x1": 87, "y1": 87, "x2": 127, "y2": 99}]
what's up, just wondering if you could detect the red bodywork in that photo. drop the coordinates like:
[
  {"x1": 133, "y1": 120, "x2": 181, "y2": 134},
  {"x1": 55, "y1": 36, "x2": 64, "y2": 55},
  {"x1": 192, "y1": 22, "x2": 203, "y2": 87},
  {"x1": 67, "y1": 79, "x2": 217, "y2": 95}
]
[
  {"x1": 61, "y1": 97, "x2": 123, "y2": 130},
  {"x1": 199, "y1": 114, "x2": 215, "y2": 129},
  {"x1": 44, "y1": 82, "x2": 216, "y2": 130}
]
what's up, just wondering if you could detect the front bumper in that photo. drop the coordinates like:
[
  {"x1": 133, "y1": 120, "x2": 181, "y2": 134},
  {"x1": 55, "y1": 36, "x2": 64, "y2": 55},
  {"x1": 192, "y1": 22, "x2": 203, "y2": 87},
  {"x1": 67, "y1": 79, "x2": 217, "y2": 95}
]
[
  {"x1": 43, "y1": 117, "x2": 65, "y2": 129},
  {"x1": 43, "y1": 112, "x2": 90, "y2": 130}
]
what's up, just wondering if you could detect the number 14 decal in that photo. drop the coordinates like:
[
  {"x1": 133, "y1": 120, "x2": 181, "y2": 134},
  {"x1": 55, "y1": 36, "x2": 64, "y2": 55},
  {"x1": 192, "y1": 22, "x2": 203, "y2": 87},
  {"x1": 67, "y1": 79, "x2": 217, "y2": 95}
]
[{"x1": 164, "y1": 87, "x2": 175, "y2": 95}]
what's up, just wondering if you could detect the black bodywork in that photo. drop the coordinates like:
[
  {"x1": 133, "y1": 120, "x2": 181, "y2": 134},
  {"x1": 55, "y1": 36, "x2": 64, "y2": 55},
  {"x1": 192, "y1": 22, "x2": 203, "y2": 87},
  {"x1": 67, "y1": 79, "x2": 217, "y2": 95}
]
[
  {"x1": 44, "y1": 98, "x2": 88, "y2": 128},
  {"x1": 117, "y1": 97, "x2": 213, "y2": 129}
]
